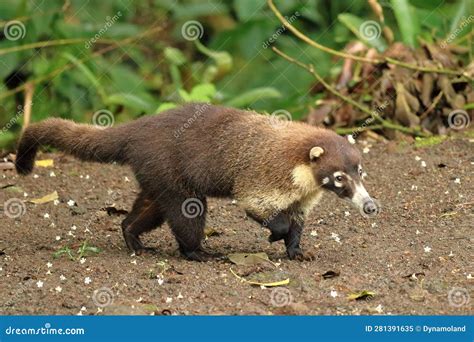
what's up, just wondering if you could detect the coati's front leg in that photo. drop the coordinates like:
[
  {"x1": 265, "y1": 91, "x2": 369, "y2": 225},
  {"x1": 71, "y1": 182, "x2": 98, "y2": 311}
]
[
  {"x1": 284, "y1": 219, "x2": 304, "y2": 260},
  {"x1": 121, "y1": 192, "x2": 165, "y2": 254}
]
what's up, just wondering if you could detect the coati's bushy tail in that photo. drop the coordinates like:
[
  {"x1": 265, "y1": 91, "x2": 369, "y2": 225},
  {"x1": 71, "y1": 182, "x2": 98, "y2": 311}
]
[{"x1": 16, "y1": 118, "x2": 128, "y2": 175}]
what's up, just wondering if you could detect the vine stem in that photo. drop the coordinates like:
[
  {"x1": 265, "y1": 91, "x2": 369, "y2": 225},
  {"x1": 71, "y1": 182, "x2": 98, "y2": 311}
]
[
  {"x1": 272, "y1": 47, "x2": 429, "y2": 137},
  {"x1": 267, "y1": 0, "x2": 472, "y2": 80}
]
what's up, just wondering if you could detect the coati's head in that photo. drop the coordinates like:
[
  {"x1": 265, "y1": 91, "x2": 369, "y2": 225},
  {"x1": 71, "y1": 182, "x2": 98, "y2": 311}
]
[{"x1": 308, "y1": 135, "x2": 378, "y2": 217}]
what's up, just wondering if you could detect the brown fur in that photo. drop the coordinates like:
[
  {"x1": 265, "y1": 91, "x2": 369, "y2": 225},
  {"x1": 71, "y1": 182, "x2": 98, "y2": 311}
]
[{"x1": 15, "y1": 103, "x2": 360, "y2": 260}]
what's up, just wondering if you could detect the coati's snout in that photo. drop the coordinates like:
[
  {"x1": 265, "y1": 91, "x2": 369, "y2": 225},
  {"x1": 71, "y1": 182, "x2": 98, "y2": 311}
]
[{"x1": 310, "y1": 142, "x2": 379, "y2": 218}]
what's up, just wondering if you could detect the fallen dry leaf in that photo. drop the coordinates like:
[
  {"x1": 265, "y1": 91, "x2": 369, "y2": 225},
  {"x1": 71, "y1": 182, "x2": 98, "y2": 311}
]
[
  {"x1": 228, "y1": 252, "x2": 273, "y2": 266},
  {"x1": 28, "y1": 191, "x2": 59, "y2": 204},
  {"x1": 35, "y1": 159, "x2": 54, "y2": 168},
  {"x1": 347, "y1": 290, "x2": 375, "y2": 301}
]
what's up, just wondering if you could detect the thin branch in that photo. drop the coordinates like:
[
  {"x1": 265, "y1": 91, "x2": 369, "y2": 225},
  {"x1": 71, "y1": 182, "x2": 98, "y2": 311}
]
[
  {"x1": 272, "y1": 47, "x2": 428, "y2": 137},
  {"x1": 267, "y1": 0, "x2": 471, "y2": 79},
  {"x1": 0, "y1": 38, "x2": 126, "y2": 56}
]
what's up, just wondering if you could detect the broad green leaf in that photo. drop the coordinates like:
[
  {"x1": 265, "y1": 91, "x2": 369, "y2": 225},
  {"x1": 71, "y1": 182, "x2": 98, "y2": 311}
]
[
  {"x1": 189, "y1": 83, "x2": 216, "y2": 102},
  {"x1": 224, "y1": 87, "x2": 281, "y2": 108},
  {"x1": 105, "y1": 93, "x2": 154, "y2": 112},
  {"x1": 390, "y1": 0, "x2": 420, "y2": 48},
  {"x1": 156, "y1": 102, "x2": 177, "y2": 113},
  {"x1": 233, "y1": 0, "x2": 264, "y2": 21},
  {"x1": 449, "y1": 0, "x2": 469, "y2": 38},
  {"x1": 338, "y1": 14, "x2": 387, "y2": 52},
  {"x1": 62, "y1": 52, "x2": 106, "y2": 101}
]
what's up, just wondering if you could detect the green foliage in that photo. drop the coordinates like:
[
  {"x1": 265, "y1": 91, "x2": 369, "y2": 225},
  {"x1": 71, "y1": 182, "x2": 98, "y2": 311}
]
[{"x1": 0, "y1": 0, "x2": 470, "y2": 149}]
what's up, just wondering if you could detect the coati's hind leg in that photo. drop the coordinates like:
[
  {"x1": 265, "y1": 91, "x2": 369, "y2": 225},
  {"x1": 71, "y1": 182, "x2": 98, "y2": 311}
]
[
  {"x1": 121, "y1": 192, "x2": 165, "y2": 255},
  {"x1": 165, "y1": 195, "x2": 215, "y2": 261},
  {"x1": 284, "y1": 219, "x2": 304, "y2": 260}
]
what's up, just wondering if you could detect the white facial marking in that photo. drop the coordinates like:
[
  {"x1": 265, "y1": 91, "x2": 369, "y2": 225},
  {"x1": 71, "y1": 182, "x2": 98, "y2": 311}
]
[
  {"x1": 351, "y1": 182, "x2": 371, "y2": 209},
  {"x1": 322, "y1": 177, "x2": 330, "y2": 184}
]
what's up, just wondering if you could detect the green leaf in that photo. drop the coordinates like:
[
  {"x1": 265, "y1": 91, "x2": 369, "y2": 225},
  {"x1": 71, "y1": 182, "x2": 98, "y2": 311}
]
[
  {"x1": 164, "y1": 47, "x2": 187, "y2": 66},
  {"x1": 233, "y1": 0, "x2": 264, "y2": 21},
  {"x1": 448, "y1": 0, "x2": 469, "y2": 37},
  {"x1": 156, "y1": 102, "x2": 177, "y2": 113},
  {"x1": 224, "y1": 87, "x2": 281, "y2": 108},
  {"x1": 195, "y1": 40, "x2": 233, "y2": 76},
  {"x1": 338, "y1": 14, "x2": 387, "y2": 52},
  {"x1": 390, "y1": 0, "x2": 420, "y2": 48},
  {"x1": 105, "y1": 93, "x2": 155, "y2": 112},
  {"x1": 62, "y1": 52, "x2": 107, "y2": 101},
  {"x1": 189, "y1": 83, "x2": 216, "y2": 102}
]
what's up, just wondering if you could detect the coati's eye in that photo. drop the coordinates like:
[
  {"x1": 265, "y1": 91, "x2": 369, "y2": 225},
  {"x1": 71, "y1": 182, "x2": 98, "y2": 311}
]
[{"x1": 335, "y1": 175, "x2": 343, "y2": 182}]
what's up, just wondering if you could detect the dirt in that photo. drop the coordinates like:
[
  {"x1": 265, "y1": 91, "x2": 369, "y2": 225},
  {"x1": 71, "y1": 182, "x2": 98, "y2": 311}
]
[{"x1": 0, "y1": 136, "x2": 472, "y2": 315}]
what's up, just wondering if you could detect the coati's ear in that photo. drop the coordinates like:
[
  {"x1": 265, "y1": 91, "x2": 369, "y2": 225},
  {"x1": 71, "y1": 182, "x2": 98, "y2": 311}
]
[{"x1": 309, "y1": 146, "x2": 324, "y2": 161}]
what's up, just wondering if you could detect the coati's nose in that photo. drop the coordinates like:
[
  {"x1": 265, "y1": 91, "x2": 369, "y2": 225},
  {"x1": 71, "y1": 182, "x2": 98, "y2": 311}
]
[{"x1": 362, "y1": 200, "x2": 378, "y2": 216}]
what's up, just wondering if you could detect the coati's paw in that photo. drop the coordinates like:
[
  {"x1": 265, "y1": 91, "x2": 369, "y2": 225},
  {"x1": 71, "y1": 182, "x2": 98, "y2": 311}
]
[
  {"x1": 287, "y1": 247, "x2": 305, "y2": 261},
  {"x1": 182, "y1": 249, "x2": 223, "y2": 262},
  {"x1": 134, "y1": 247, "x2": 159, "y2": 256}
]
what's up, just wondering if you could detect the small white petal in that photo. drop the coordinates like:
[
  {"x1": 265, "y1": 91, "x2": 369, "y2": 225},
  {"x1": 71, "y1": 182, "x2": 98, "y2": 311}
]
[{"x1": 36, "y1": 280, "x2": 44, "y2": 288}]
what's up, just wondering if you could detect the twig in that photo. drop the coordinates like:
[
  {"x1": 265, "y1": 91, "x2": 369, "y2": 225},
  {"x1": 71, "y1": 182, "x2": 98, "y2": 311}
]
[
  {"x1": 272, "y1": 47, "x2": 428, "y2": 137},
  {"x1": 22, "y1": 82, "x2": 34, "y2": 133},
  {"x1": 267, "y1": 0, "x2": 472, "y2": 80},
  {"x1": 419, "y1": 91, "x2": 443, "y2": 120},
  {"x1": 335, "y1": 125, "x2": 383, "y2": 134}
]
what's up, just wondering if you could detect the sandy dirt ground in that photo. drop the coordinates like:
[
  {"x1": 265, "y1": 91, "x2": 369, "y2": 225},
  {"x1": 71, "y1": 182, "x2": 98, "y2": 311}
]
[{"x1": 0, "y1": 136, "x2": 472, "y2": 315}]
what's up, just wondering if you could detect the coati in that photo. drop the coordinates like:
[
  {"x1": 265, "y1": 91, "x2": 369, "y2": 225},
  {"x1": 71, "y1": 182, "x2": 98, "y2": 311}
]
[{"x1": 15, "y1": 103, "x2": 378, "y2": 261}]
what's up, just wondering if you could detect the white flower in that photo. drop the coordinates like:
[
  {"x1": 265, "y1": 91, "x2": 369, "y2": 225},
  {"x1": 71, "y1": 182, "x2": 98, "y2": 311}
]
[
  {"x1": 420, "y1": 161, "x2": 426, "y2": 168},
  {"x1": 80, "y1": 258, "x2": 86, "y2": 264},
  {"x1": 131, "y1": 260, "x2": 137, "y2": 265},
  {"x1": 53, "y1": 199, "x2": 60, "y2": 206},
  {"x1": 362, "y1": 147, "x2": 370, "y2": 154},
  {"x1": 177, "y1": 292, "x2": 184, "y2": 299},
  {"x1": 454, "y1": 178, "x2": 461, "y2": 184},
  {"x1": 67, "y1": 200, "x2": 75, "y2": 206},
  {"x1": 43, "y1": 213, "x2": 50, "y2": 219},
  {"x1": 424, "y1": 246, "x2": 431, "y2": 253},
  {"x1": 49, "y1": 171, "x2": 56, "y2": 177},
  {"x1": 36, "y1": 280, "x2": 44, "y2": 288},
  {"x1": 55, "y1": 236, "x2": 61, "y2": 241},
  {"x1": 60, "y1": 275, "x2": 66, "y2": 281},
  {"x1": 46, "y1": 262, "x2": 53, "y2": 268},
  {"x1": 33, "y1": 174, "x2": 39, "y2": 179},
  {"x1": 84, "y1": 277, "x2": 91, "y2": 285},
  {"x1": 71, "y1": 225, "x2": 77, "y2": 230},
  {"x1": 55, "y1": 286, "x2": 62, "y2": 293},
  {"x1": 374, "y1": 304, "x2": 383, "y2": 313},
  {"x1": 310, "y1": 230, "x2": 318, "y2": 237},
  {"x1": 330, "y1": 290, "x2": 338, "y2": 298},
  {"x1": 166, "y1": 297, "x2": 173, "y2": 303},
  {"x1": 415, "y1": 156, "x2": 421, "y2": 161}
]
